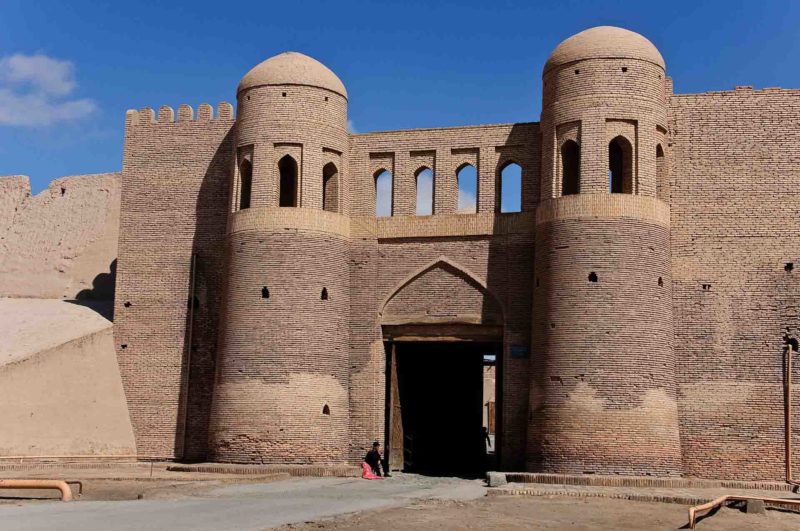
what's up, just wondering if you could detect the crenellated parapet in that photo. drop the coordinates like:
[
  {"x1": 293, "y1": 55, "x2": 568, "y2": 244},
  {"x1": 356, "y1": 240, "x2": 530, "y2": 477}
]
[{"x1": 125, "y1": 102, "x2": 235, "y2": 128}]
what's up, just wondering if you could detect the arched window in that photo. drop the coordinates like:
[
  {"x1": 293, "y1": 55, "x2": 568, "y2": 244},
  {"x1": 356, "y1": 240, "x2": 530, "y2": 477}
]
[
  {"x1": 656, "y1": 144, "x2": 666, "y2": 200},
  {"x1": 561, "y1": 141, "x2": 580, "y2": 196},
  {"x1": 239, "y1": 159, "x2": 252, "y2": 210},
  {"x1": 608, "y1": 136, "x2": 634, "y2": 194},
  {"x1": 278, "y1": 155, "x2": 298, "y2": 207},
  {"x1": 498, "y1": 162, "x2": 521, "y2": 212},
  {"x1": 457, "y1": 164, "x2": 477, "y2": 213},
  {"x1": 374, "y1": 169, "x2": 393, "y2": 217},
  {"x1": 322, "y1": 162, "x2": 338, "y2": 213},
  {"x1": 415, "y1": 167, "x2": 434, "y2": 216}
]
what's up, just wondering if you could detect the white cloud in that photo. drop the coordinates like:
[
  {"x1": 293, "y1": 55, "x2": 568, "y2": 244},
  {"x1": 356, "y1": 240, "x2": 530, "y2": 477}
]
[
  {"x1": 458, "y1": 189, "x2": 476, "y2": 213},
  {"x1": 0, "y1": 53, "x2": 96, "y2": 126}
]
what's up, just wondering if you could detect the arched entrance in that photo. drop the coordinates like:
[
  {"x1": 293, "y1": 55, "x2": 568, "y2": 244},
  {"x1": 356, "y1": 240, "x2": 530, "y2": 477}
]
[{"x1": 379, "y1": 258, "x2": 504, "y2": 477}]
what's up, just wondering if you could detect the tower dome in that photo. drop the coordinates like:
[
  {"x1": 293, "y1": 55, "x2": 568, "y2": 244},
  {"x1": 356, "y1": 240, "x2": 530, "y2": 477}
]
[
  {"x1": 237, "y1": 51, "x2": 347, "y2": 98},
  {"x1": 544, "y1": 26, "x2": 665, "y2": 74}
]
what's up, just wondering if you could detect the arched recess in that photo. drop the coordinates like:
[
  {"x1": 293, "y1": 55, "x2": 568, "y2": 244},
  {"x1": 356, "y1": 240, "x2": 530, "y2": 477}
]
[
  {"x1": 322, "y1": 162, "x2": 339, "y2": 213},
  {"x1": 497, "y1": 161, "x2": 521, "y2": 212},
  {"x1": 609, "y1": 136, "x2": 634, "y2": 194},
  {"x1": 374, "y1": 169, "x2": 393, "y2": 217},
  {"x1": 456, "y1": 164, "x2": 477, "y2": 214},
  {"x1": 279, "y1": 155, "x2": 299, "y2": 207},
  {"x1": 239, "y1": 159, "x2": 252, "y2": 210},
  {"x1": 415, "y1": 167, "x2": 434, "y2": 216},
  {"x1": 379, "y1": 256, "x2": 505, "y2": 326},
  {"x1": 561, "y1": 140, "x2": 580, "y2": 196},
  {"x1": 656, "y1": 144, "x2": 666, "y2": 201}
]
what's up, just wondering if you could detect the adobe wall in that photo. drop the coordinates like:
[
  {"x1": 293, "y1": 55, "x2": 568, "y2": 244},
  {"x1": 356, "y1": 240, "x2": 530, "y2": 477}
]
[
  {"x1": 0, "y1": 298, "x2": 135, "y2": 457},
  {"x1": 0, "y1": 173, "x2": 119, "y2": 300},
  {"x1": 114, "y1": 103, "x2": 234, "y2": 460},
  {"x1": 347, "y1": 123, "x2": 538, "y2": 468},
  {"x1": 670, "y1": 87, "x2": 800, "y2": 480}
]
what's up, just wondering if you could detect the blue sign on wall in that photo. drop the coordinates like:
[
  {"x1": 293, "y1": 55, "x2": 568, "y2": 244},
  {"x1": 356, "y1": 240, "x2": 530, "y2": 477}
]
[{"x1": 510, "y1": 344, "x2": 529, "y2": 359}]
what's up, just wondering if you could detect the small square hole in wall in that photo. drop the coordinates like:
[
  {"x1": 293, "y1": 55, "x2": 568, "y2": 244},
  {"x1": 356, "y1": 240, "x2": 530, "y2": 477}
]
[
  {"x1": 321, "y1": 287, "x2": 329, "y2": 300},
  {"x1": 621, "y1": 67, "x2": 628, "y2": 73},
  {"x1": 261, "y1": 286, "x2": 270, "y2": 299},
  {"x1": 702, "y1": 284, "x2": 711, "y2": 291},
  {"x1": 247, "y1": 95, "x2": 250, "y2": 100},
  {"x1": 574, "y1": 69, "x2": 580, "y2": 74},
  {"x1": 786, "y1": 262, "x2": 794, "y2": 272},
  {"x1": 282, "y1": 92, "x2": 287, "y2": 97},
  {"x1": 324, "y1": 96, "x2": 329, "y2": 101},
  {"x1": 588, "y1": 272, "x2": 598, "y2": 283},
  {"x1": 658, "y1": 277, "x2": 664, "y2": 287}
]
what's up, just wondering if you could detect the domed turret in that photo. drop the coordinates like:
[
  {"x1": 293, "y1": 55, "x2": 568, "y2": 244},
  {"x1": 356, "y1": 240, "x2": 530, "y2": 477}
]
[
  {"x1": 528, "y1": 27, "x2": 680, "y2": 476},
  {"x1": 209, "y1": 51, "x2": 351, "y2": 465}
]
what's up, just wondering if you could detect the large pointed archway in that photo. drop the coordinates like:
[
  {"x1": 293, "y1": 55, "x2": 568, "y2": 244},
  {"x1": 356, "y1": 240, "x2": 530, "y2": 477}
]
[{"x1": 379, "y1": 257, "x2": 504, "y2": 476}]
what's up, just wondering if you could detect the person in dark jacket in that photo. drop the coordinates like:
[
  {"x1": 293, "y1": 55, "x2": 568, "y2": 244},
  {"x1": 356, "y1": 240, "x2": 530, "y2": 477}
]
[{"x1": 365, "y1": 441, "x2": 391, "y2": 477}]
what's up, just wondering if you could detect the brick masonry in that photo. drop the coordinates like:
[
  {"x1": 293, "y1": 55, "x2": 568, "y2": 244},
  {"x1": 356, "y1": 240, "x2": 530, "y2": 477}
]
[{"x1": 101, "y1": 27, "x2": 800, "y2": 480}]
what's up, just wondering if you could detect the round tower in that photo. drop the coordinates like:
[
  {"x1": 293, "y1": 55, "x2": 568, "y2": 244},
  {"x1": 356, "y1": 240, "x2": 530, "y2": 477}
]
[
  {"x1": 529, "y1": 27, "x2": 681, "y2": 475},
  {"x1": 209, "y1": 52, "x2": 351, "y2": 464}
]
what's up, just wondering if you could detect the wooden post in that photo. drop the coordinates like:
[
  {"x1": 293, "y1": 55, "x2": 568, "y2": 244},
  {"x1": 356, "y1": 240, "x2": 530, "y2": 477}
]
[{"x1": 389, "y1": 343, "x2": 404, "y2": 470}]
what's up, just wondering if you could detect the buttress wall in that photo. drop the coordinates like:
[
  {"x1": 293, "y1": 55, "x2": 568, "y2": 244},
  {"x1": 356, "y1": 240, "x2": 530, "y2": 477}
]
[
  {"x1": 114, "y1": 103, "x2": 234, "y2": 460},
  {"x1": 670, "y1": 87, "x2": 800, "y2": 480}
]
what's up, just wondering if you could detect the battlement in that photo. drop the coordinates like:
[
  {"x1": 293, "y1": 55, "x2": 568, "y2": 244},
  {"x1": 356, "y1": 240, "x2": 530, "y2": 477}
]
[
  {"x1": 125, "y1": 102, "x2": 235, "y2": 127},
  {"x1": 673, "y1": 85, "x2": 800, "y2": 98}
]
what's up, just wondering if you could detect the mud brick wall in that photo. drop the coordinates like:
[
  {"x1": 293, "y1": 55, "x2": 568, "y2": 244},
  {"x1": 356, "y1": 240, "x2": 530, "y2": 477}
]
[
  {"x1": 347, "y1": 123, "x2": 539, "y2": 469},
  {"x1": 210, "y1": 210, "x2": 351, "y2": 464},
  {"x1": 670, "y1": 87, "x2": 800, "y2": 480},
  {"x1": 530, "y1": 195, "x2": 681, "y2": 476},
  {"x1": 114, "y1": 103, "x2": 234, "y2": 459},
  {"x1": 0, "y1": 173, "x2": 119, "y2": 300}
]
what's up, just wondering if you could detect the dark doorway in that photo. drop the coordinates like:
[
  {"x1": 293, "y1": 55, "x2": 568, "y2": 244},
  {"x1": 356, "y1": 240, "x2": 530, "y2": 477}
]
[{"x1": 386, "y1": 341, "x2": 497, "y2": 477}]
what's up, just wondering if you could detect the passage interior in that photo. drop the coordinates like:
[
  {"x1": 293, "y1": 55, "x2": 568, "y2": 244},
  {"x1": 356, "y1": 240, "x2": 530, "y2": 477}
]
[{"x1": 386, "y1": 340, "x2": 498, "y2": 476}]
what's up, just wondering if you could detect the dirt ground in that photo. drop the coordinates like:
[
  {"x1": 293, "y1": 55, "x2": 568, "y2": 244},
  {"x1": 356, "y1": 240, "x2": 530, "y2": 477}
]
[
  {"x1": 0, "y1": 476, "x2": 284, "y2": 503},
  {"x1": 280, "y1": 495, "x2": 800, "y2": 531}
]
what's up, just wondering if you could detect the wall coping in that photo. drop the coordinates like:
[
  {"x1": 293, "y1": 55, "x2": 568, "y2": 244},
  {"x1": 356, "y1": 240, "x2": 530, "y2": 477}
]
[
  {"x1": 536, "y1": 194, "x2": 670, "y2": 227},
  {"x1": 227, "y1": 208, "x2": 536, "y2": 239}
]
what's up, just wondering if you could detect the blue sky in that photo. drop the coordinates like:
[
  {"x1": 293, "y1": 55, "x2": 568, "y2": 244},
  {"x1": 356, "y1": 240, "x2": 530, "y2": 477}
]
[{"x1": 2, "y1": 0, "x2": 800, "y2": 193}]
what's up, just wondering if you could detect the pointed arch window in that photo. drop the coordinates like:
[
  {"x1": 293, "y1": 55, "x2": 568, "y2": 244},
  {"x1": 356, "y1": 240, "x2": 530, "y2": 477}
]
[
  {"x1": 498, "y1": 161, "x2": 521, "y2": 212},
  {"x1": 457, "y1": 164, "x2": 477, "y2": 213},
  {"x1": 279, "y1": 155, "x2": 298, "y2": 207},
  {"x1": 239, "y1": 159, "x2": 252, "y2": 210},
  {"x1": 561, "y1": 140, "x2": 580, "y2": 196},
  {"x1": 656, "y1": 144, "x2": 666, "y2": 200},
  {"x1": 415, "y1": 167, "x2": 434, "y2": 216},
  {"x1": 322, "y1": 162, "x2": 339, "y2": 213},
  {"x1": 374, "y1": 169, "x2": 393, "y2": 217},
  {"x1": 609, "y1": 136, "x2": 634, "y2": 194}
]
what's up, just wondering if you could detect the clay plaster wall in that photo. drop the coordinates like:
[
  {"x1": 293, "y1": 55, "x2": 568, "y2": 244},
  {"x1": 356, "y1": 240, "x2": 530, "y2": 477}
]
[{"x1": 0, "y1": 173, "x2": 119, "y2": 300}]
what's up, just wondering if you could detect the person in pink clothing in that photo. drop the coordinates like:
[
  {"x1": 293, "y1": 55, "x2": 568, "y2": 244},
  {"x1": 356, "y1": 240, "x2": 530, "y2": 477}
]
[{"x1": 363, "y1": 441, "x2": 391, "y2": 478}]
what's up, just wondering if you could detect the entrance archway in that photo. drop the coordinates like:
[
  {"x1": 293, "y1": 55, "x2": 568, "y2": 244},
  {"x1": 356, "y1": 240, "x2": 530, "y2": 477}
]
[{"x1": 379, "y1": 258, "x2": 505, "y2": 477}]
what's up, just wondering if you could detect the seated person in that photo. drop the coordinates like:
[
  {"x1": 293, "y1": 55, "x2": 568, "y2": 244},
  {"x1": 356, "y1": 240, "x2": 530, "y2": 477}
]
[{"x1": 364, "y1": 441, "x2": 391, "y2": 478}]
